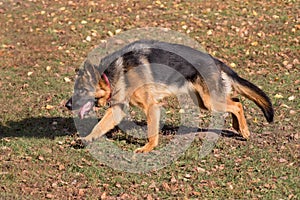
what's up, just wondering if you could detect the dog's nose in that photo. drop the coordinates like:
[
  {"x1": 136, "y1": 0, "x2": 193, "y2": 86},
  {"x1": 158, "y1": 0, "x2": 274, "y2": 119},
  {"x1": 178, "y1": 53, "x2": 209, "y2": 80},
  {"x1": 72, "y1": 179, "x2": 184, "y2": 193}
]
[{"x1": 65, "y1": 98, "x2": 73, "y2": 110}]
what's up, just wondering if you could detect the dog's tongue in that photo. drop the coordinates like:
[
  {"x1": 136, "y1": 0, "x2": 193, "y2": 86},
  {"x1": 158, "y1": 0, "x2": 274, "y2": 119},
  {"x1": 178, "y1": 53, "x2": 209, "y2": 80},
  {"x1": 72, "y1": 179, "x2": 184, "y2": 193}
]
[{"x1": 78, "y1": 101, "x2": 93, "y2": 119}]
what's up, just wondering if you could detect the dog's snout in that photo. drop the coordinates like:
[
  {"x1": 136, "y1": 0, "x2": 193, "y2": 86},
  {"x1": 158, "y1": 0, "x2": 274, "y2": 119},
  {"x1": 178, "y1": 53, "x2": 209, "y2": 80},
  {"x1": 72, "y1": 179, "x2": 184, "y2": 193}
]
[{"x1": 65, "y1": 98, "x2": 73, "y2": 110}]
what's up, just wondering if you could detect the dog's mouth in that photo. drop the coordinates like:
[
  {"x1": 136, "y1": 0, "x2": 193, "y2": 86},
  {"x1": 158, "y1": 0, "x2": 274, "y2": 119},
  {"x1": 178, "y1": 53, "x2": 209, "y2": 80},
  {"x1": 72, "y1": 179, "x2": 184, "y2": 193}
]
[{"x1": 78, "y1": 101, "x2": 94, "y2": 119}]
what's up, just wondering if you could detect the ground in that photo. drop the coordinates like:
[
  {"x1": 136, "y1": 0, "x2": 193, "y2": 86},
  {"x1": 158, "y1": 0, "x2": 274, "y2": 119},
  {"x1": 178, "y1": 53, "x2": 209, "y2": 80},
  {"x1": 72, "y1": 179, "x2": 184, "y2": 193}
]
[{"x1": 0, "y1": 0, "x2": 299, "y2": 199}]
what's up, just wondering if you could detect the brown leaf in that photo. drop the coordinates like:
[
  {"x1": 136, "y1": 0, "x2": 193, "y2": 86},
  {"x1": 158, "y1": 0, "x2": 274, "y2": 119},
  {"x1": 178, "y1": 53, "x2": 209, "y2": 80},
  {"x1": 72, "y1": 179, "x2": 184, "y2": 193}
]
[
  {"x1": 46, "y1": 193, "x2": 54, "y2": 199},
  {"x1": 162, "y1": 182, "x2": 171, "y2": 191},
  {"x1": 78, "y1": 189, "x2": 85, "y2": 196},
  {"x1": 38, "y1": 156, "x2": 45, "y2": 161}
]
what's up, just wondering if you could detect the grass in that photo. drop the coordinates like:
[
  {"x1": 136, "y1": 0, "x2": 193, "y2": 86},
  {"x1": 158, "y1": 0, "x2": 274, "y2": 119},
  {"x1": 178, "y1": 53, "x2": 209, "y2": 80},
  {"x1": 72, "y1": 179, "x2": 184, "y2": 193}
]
[{"x1": 1, "y1": 0, "x2": 299, "y2": 199}]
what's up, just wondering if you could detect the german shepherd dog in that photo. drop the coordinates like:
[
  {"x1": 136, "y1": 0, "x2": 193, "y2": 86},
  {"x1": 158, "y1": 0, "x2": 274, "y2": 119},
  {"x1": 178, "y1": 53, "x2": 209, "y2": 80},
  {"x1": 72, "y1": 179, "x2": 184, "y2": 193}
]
[{"x1": 66, "y1": 40, "x2": 274, "y2": 153}]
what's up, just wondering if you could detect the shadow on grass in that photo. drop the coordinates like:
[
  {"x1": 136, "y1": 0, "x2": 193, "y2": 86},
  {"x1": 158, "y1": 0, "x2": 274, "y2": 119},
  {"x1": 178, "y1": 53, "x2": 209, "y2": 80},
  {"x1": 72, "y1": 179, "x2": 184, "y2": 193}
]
[
  {"x1": 0, "y1": 117, "x2": 243, "y2": 141},
  {"x1": 111, "y1": 120, "x2": 244, "y2": 142},
  {"x1": 0, "y1": 117, "x2": 77, "y2": 139}
]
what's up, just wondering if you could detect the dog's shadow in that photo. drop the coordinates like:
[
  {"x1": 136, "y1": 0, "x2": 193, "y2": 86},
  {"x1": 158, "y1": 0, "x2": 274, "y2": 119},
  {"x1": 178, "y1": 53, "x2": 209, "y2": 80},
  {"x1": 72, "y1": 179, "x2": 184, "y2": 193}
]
[
  {"x1": 0, "y1": 117, "x2": 76, "y2": 139},
  {"x1": 0, "y1": 117, "x2": 243, "y2": 141},
  {"x1": 107, "y1": 120, "x2": 244, "y2": 142}
]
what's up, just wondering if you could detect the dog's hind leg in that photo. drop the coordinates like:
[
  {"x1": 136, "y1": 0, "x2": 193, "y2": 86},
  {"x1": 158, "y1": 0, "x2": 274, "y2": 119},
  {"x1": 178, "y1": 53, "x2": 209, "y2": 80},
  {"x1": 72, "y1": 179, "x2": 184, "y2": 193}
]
[
  {"x1": 204, "y1": 96, "x2": 250, "y2": 138},
  {"x1": 223, "y1": 99, "x2": 250, "y2": 139},
  {"x1": 81, "y1": 105, "x2": 126, "y2": 143},
  {"x1": 231, "y1": 97, "x2": 240, "y2": 132},
  {"x1": 193, "y1": 83, "x2": 249, "y2": 139}
]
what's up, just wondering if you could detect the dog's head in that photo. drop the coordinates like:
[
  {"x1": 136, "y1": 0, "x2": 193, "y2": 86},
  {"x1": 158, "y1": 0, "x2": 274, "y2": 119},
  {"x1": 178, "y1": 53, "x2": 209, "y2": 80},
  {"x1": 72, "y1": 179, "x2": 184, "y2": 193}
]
[{"x1": 65, "y1": 60, "x2": 111, "y2": 119}]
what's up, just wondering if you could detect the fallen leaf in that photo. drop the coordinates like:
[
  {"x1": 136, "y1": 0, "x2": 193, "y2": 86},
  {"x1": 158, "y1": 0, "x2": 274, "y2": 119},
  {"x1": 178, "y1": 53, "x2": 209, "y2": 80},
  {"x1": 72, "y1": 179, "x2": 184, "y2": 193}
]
[
  {"x1": 115, "y1": 29, "x2": 122, "y2": 34},
  {"x1": 58, "y1": 164, "x2": 65, "y2": 170},
  {"x1": 59, "y1": 7, "x2": 66, "y2": 11},
  {"x1": 27, "y1": 71, "x2": 33, "y2": 76},
  {"x1": 185, "y1": 174, "x2": 191, "y2": 178},
  {"x1": 46, "y1": 193, "x2": 54, "y2": 199},
  {"x1": 162, "y1": 182, "x2": 171, "y2": 191},
  {"x1": 64, "y1": 77, "x2": 71, "y2": 82},
  {"x1": 282, "y1": 60, "x2": 289, "y2": 66},
  {"x1": 78, "y1": 189, "x2": 85, "y2": 196},
  {"x1": 100, "y1": 192, "x2": 107, "y2": 199},
  {"x1": 46, "y1": 105, "x2": 54, "y2": 110},
  {"x1": 279, "y1": 158, "x2": 287, "y2": 163},
  {"x1": 288, "y1": 96, "x2": 295, "y2": 101},
  {"x1": 182, "y1": 25, "x2": 188, "y2": 30},
  {"x1": 196, "y1": 167, "x2": 206, "y2": 173},
  {"x1": 207, "y1": 29, "x2": 213, "y2": 36},
  {"x1": 38, "y1": 156, "x2": 45, "y2": 161},
  {"x1": 86, "y1": 35, "x2": 92, "y2": 42},
  {"x1": 170, "y1": 176, "x2": 177, "y2": 183},
  {"x1": 289, "y1": 110, "x2": 296, "y2": 115},
  {"x1": 251, "y1": 41, "x2": 258, "y2": 46},
  {"x1": 107, "y1": 31, "x2": 114, "y2": 37},
  {"x1": 274, "y1": 94, "x2": 283, "y2": 99},
  {"x1": 230, "y1": 62, "x2": 236, "y2": 68},
  {"x1": 81, "y1": 20, "x2": 88, "y2": 24}
]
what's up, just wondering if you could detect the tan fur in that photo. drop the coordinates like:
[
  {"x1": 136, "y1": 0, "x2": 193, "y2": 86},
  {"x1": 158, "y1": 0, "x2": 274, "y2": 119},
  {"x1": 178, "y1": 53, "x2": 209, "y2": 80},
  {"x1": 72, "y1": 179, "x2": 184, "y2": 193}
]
[{"x1": 95, "y1": 79, "x2": 111, "y2": 106}]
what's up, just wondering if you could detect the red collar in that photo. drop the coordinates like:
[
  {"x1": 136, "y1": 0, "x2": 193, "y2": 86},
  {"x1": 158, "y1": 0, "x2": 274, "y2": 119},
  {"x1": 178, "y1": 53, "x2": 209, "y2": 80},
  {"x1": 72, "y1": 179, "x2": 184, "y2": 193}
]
[{"x1": 102, "y1": 73, "x2": 111, "y2": 100}]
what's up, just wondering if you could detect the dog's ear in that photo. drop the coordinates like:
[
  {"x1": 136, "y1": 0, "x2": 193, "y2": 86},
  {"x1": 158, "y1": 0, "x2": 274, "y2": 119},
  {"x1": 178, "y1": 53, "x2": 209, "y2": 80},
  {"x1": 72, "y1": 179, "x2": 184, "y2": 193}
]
[{"x1": 83, "y1": 60, "x2": 100, "y2": 84}]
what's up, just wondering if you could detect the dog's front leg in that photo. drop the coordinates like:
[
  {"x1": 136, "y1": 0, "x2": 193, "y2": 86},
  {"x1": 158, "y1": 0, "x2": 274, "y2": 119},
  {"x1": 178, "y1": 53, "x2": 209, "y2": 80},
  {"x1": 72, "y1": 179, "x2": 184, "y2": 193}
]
[
  {"x1": 135, "y1": 104, "x2": 160, "y2": 153},
  {"x1": 82, "y1": 105, "x2": 125, "y2": 143}
]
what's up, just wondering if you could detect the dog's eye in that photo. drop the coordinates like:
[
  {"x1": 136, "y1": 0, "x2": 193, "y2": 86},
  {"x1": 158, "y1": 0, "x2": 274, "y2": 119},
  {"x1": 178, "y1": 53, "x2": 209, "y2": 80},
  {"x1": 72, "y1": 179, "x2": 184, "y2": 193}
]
[{"x1": 78, "y1": 89, "x2": 87, "y2": 94}]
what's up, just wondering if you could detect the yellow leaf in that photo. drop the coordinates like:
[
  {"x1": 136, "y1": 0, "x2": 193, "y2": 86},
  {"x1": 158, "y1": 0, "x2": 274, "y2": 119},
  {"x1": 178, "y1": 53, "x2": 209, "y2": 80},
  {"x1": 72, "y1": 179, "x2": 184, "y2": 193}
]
[
  {"x1": 230, "y1": 63, "x2": 236, "y2": 68},
  {"x1": 251, "y1": 41, "x2": 258, "y2": 46},
  {"x1": 64, "y1": 77, "x2": 71, "y2": 82},
  {"x1": 81, "y1": 20, "x2": 88, "y2": 24},
  {"x1": 274, "y1": 94, "x2": 283, "y2": 99},
  {"x1": 107, "y1": 31, "x2": 114, "y2": 37},
  {"x1": 282, "y1": 60, "x2": 289, "y2": 66},
  {"x1": 46, "y1": 105, "x2": 54, "y2": 110},
  {"x1": 207, "y1": 30, "x2": 213, "y2": 36}
]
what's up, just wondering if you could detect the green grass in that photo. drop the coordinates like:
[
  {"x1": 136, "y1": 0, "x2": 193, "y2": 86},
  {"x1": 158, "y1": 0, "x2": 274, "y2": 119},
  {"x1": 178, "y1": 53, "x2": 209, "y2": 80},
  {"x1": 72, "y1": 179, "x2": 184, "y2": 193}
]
[{"x1": 0, "y1": 0, "x2": 299, "y2": 199}]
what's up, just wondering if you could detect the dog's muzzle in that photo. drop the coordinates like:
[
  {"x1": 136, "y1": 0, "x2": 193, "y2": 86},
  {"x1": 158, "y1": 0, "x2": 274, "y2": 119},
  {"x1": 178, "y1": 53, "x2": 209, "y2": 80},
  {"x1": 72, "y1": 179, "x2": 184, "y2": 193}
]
[{"x1": 65, "y1": 97, "x2": 95, "y2": 119}]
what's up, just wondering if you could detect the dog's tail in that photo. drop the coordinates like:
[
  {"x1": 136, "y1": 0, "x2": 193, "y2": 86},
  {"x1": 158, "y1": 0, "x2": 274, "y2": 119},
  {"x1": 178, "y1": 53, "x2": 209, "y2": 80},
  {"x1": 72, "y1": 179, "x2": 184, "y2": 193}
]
[{"x1": 216, "y1": 58, "x2": 274, "y2": 123}]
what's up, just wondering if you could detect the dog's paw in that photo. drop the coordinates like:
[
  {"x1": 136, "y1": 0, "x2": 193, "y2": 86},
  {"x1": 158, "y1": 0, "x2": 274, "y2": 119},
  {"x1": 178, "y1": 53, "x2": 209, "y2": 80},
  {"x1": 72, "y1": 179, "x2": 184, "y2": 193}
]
[
  {"x1": 240, "y1": 129, "x2": 250, "y2": 140},
  {"x1": 134, "y1": 147, "x2": 148, "y2": 153},
  {"x1": 79, "y1": 137, "x2": 94, "y2": 146},
  {"x1": 134, "y1": 144, "x2": 155, "y2": 153}
]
